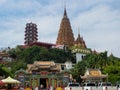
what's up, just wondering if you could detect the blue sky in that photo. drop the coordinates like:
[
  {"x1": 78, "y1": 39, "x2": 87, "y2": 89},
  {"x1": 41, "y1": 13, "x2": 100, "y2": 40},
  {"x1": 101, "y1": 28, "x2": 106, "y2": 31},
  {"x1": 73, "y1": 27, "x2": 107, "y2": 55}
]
[{"x1": 0, "y1": 0, "x2": 120, "y2": 57}]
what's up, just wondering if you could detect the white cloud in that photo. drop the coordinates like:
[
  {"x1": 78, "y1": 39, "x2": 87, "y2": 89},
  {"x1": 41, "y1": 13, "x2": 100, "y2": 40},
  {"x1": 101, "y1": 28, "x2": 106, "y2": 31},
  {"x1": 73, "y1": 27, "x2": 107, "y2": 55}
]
[
  {"x1": 0, "y1": 0, "x2": 120, "y2": 57},
  {"x1": 0, "y1": 0, "x2": 7, "y2": 4}
]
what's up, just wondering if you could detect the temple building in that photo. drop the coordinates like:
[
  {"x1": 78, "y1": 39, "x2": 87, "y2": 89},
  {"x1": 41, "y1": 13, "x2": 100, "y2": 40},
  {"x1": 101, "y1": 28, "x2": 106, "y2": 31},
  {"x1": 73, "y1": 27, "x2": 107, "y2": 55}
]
[
  {"x1": 15, "y1": 61, "x2": 74, "y2": 89},
  {"x1": 80, "y1": 69, "x2": 108, "y2": 83},
  {"x1": 56, "y1": 7, "x2": 88, "y2": 49},
  {"x1": 24, "y1": 22, "x2": 38, "y2": 45},
  {"x1": 23, "y1": 22, "x2": 56, "y2": 49},
  {"x1": 56, "y1": 7, "x2": 75, "y2": 48},
  {"x1": 0, "y1": 52, "x2": 12, "y2": 64}
]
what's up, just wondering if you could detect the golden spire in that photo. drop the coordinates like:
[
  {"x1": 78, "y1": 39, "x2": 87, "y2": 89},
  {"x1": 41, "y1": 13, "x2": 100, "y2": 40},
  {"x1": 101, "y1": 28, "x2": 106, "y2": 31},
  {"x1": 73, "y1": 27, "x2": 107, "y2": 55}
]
[{"x1": 56, "y1": 2, "x2": 74, "y2": 47}]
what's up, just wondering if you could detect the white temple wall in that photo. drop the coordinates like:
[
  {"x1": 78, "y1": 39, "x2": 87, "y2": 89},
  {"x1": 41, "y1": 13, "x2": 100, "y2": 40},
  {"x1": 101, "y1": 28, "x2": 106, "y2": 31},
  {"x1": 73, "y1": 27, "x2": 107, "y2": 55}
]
[{"x1": 76, "y1": 53, "x2": 86, "y2": 63}]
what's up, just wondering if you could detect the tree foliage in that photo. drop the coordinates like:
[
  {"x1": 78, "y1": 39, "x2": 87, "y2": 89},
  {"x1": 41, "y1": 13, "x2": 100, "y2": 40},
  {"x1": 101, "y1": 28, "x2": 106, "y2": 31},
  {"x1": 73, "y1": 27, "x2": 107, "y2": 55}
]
[
  {"x1": 0, "y1": 64, "x2": 12, "y2": 77},
  {"x1": 2, "y1": 46, "x2": 120, "y2": 84},
  {"x1": 71, "y1": 51, "x2": 120, "y2": 84},
  {"x1": 8, "y1": 45, "x2": 75, "y2": 73}
]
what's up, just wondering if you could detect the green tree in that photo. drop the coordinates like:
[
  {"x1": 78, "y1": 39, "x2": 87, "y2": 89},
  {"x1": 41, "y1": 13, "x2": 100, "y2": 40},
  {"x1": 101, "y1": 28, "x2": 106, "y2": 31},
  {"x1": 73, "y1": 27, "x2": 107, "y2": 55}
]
[
  {"x1": 8, "y1": 45, "x2": 75, "y2": 74},
  {"x1": 70, "y1": 51, "x2": 120, "y2": 84},
  {"x1": 103, "y1": 56, "x2": 120, "y2": 84},
  {"x1": 71, "y1": 61, "x2": 86, "y2": 83},
  {"x1": 0, "y1": 64, "x2": 12, "y2": 77}
]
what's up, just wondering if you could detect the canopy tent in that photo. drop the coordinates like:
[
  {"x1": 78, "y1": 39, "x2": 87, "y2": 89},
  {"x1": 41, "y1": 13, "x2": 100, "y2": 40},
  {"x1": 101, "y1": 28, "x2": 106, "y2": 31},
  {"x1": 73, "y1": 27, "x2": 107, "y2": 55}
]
[
  {"x1": 0, "y1": 80, "x2": 5, "y2": 85},
  {"x1": 1, "y1": 76, "x2": 21, "y2": 84}
]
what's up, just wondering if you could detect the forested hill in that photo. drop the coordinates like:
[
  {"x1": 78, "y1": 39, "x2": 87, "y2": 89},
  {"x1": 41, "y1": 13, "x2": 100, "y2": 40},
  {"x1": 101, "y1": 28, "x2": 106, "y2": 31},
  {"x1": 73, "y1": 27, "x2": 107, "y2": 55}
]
[{"x1": 1, "y1": 45, "x2": 120, "y2": 84}]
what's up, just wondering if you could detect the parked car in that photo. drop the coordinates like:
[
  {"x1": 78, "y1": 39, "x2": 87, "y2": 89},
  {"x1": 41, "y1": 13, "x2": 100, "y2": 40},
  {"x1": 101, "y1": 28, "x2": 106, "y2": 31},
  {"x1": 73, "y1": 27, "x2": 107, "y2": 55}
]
[
  {"x1": 98, "y1": 82, "x2": 112, "y2": 87},
  {"x1": 83, "y1": 82, "x2": 96, "y2": 87},
  {"x1": 64, "y1": 83, "x2": 80, "y2": 90},
  {"x1": 67, "y1": 83, "x2": 80, "y2": 87}
]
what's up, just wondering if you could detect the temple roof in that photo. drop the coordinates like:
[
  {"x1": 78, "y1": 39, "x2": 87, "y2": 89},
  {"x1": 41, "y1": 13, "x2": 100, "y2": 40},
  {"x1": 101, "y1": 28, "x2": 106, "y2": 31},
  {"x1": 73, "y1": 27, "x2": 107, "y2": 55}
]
[
  {"x1": 21, "y1": 41, "x2": 56, "y2": 49},
  {"x1": 29, "y1": 42, "x2": 56, "y2": 48},
  {"x1": 80, "y1": 69, "x2": 108, "y2": 79},
  {"x1": 26, "y1": 61, "x2": 60, "y2": 74},
  {"x1": 72, "y1": 48, "x2": 91, "y2": 54},
  {"x1": 0, "y1": 52, "x2": 9, "y2": 57},
  {"x1": 34, "y1": 61, "x2": 55, "y2": 66}
]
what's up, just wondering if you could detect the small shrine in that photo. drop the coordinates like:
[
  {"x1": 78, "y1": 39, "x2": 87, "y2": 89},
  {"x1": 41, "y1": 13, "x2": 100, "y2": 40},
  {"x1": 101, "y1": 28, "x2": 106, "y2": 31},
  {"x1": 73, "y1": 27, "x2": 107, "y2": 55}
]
[{"x1": 80, "y1": 69, "x2": 108, "y2": 83}]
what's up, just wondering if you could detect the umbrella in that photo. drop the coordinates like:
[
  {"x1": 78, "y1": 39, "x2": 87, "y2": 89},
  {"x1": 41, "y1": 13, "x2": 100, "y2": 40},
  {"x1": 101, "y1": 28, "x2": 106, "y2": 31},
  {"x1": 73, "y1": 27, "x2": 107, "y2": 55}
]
[
  {"x1": 1, "y1": 76, "x2": 21, "y2": 84},
  {"x1": 0, "y1": 80, "x2": 5, "y2": 85}
]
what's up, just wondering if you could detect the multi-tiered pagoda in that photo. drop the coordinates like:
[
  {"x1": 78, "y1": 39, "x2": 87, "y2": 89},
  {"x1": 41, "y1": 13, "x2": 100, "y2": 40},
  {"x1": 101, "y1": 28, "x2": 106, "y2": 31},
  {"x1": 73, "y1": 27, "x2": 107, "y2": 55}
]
[
  {"x1": 24, "y1": 22, "x2": 38, "y2": 45},
  {"x1": 56, "y1": 7, "x2": 75, "y2": 48}
]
